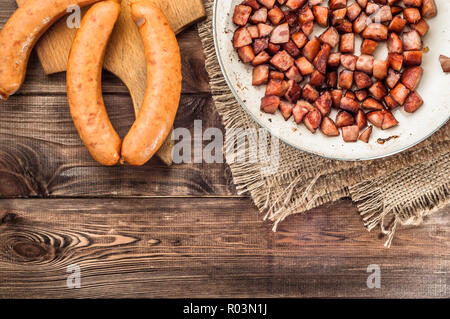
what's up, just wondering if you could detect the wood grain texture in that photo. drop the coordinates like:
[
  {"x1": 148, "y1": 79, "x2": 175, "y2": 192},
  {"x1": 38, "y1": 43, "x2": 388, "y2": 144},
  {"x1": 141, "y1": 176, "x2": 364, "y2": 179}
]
[
  {"x1": 0, "y1": 198, "x2": 448, "y2": 298},
  {"x1": 0, "y1": 94, "x2": 234, "y2": 197}
]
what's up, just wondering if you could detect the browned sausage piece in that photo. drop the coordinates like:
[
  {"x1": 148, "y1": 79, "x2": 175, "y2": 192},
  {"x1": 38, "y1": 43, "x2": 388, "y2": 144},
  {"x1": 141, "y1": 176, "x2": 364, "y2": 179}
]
[
  {"x1": 388, "y1": 16, "x2": 406, "y2": 33},
  {"x1": 373, "y1": 60, "x2": 389, "y2": 80},
  {"x1": 320, "y1": 117, "x2": 340, "y2": 136},
  {"x1": 421, "y1": 0, "x2": 437, "y2": 19},
  {"x1": 361, "y1": 39, "x2": 378, "y2": 55},
  {"x1": 388, "y1": 32, "x2": 403, "y2": 54},
  {"x1": 67, "y1": 1, "x2": 122, "y2": 166},
  {"x1": 268, "y1": 6, "x2": 285, "y2": 25},
  {"x1": 385, "y1": 68, "x2": 401, "y2": 89},
  {"x1": 320, "y1": 27, "x2": 340, "y2": 48},
  {"x1": 250, "y1": 8, "x2": 268, "y2": 24},
  {"x1": 402, "y1": 30, "x2": 422, "y2": 51},
  {"x1": 313, "y1": 44, "x2": 331, "y2": 74},
  {"x1": 302, "y1": 84, "x2": 320, "y2": 102},
  {"x1": 233, "y1": 5, "x2": 252, "y2": 26},
  {"x1": 362, "y1": 23, "x2": 388, "y2": 41},
  {"x1": 339, "y1": 70, "x2": 354, "y2": 89},
  {"x1": 329, "y1": 0, "x2": 347, "y2": 10},
  {"x1": 271, "y1": 50, "x2": 295, "y2": 71},
  {"x1": 303, "y1": 37, "x2": 322, "y2": 62},
  {"x1": 0, "y1": 0, "x2": 104, "y2": 100},
  {"x1": 401, "y1": 66, "x2": 423, "y2": 91},
  {"x1": 340, "y1": 33, "x2": 355, "y2": 53},
  {"x1": 359, "y1": 126, "x2": 372, "y2": 143},
  {"x1": 295, "y1": 57, "x2": 315, "y2": 75},
  {"x1": 366, "y1": 111, "x2": 384, "y2": 128},
  {"x1": 340, "y1": 96, "x2": 360, "y2": 113},
  {"x1": 356, "y1": 54, "x2": 374, "y2": 74},
  {"x1": 346, "y1": 3, "x2": 362, "y2": 21},
  {"x1": 403, "y1": 50, "x2": 423, "y2": 66},
  {"x1": 233, "y1": 27, "x2": 253, "y2": 48},
  {"x1": 341, "y1": 54, "x2": 357, "y2": 71},
  {"x1": 382, "y1": 111, "x2": 399, "y2": 130},
  {"x1": 342, "y1": 125, "x2": 360, "y2": 142},
  {"x1": 270, "y1": 23, "x2": 290, "y2": 44},
  {"x1": 440, "y1": 55, "x2": 450, "y2": 73},
  {"x1": 313, "y1": 5, "x2": 330, "y2": 27},
  {"x1": 353, "y1": 13, "x2": 368, "y2": 34},
  {"x1": 336, "y1": 110, "x2": 355, "y2": 127},
  {"x1": 404, "y1": 91, "x2": 424, "y2": 113},
  {"x1": 354, "y1": 71, "x2": 373, "y2": 89},
  {"x1": 253, "y1": 65, "x2": 270, "y2": 86},
  {"x1": 404, "y1": 7, "x2": 421, "y2": 24},
  {"x1": 355, "y1": 109, "x2": 367, "y2": 130},
  {"x1": 259, "y1": 0, "x2": 277, "y2": 9},
  {"x1": 304, "y1": 108, "x2": 323, "y2": 133},
  {"x1": 314, "y1": 91, "x2": 332, "y2": 116},
  {"x1": 121, "y1": 0, "x2": 182, "y2": 166},
  {"x1": 261, "y1": 95, "x2": 280, "y2": 114},
  {"x1": 390, "y1": 83, "x2": 411, "y2": 105},
  {"x1": 279, "y1": 100, "x2": 295, "y2": 120}
]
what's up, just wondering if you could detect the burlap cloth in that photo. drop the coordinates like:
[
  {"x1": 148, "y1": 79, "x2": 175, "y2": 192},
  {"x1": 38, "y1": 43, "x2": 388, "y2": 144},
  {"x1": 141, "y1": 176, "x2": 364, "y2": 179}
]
[{"x1": 198, "y1": 0, "x2": 450, "y2": 246}]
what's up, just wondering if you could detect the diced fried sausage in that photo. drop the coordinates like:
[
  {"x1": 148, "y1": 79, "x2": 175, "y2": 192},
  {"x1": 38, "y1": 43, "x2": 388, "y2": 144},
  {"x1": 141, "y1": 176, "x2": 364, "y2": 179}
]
[
  {"x1": 362, "y1": 23, "x2": 388, "y2": 40},
  {"x1": 286, "y1": 66, "x2": 303, "y2": 82},
  {"x1": 366, "y1": 111, "x2": 384, "y2": 128},
  {"x1": 357, "y1": 0, "x2": 368, "y2": 8},
  {"x1": 384, "y1": 95, "x2": 399, "y2": 109},
  {"x1": 302, "y1": 84, "x2": 320, "y2": 102},
  {"x1": 388, "y1": 32, "x2": 403, "y2": 54},
  {"x1": 313, "y1": 6, "x2": 330, "y2": 27},
  {"x1": 261, "y1": 95, "x2": 280, "y2": 113},
  {"x1": 329, "y1": 0, "x2": 347, "y2": 10},
  {"x1": 251, "y1": 7, "x2": 268, "y2": 24},
  {"x1": 303, "y1": 37, "x2": 322, "y2": 62},
  {"x1": 341, "y1": 54, "x2": 357, "y2": 70},
  {"x1": 421, "y1": 0, "x2": 437, "y2": 19},
  {"x1": 342, "y1": 125, "x2": 360, "y2": 142},
  {"x1": 309, "y1": 0, "x2": 323, "y2": 5},
  {"x1": 371, "y1": 5, "x2": 392, "y2": 23},
  {"x1": 373, "y1": 60, "x2": 389, "y2": 80},
  {"x1": 270, "y1": 71, "x2": 285, "y2": 80},
  {"x1": 353, "y1": 12, "x2": 368, "y2": 34},
  {"x1": 270, "y1": 50, "x2": 294, "y2": 71},
  {"x1": 268, "y1": 6, "x2": 285, "y2": 25},
  {"x1": 354, "y1": 71, "x2": 373, "y2": 89},
  {"x1": 340, "y1": 96, "x2": 360, "y2": 113},
  {"x1": 295, "y1": 57, "x2": 315, "y2": 75},
  {"x1": 336, "y1": 21, "x2": 353, "y2": 34},
  {"x1": 292, "y1": 102, "x2": 310, "y2": 124},
  {"x1": 298, "y1": 5, "x2": 315, "y2": 24},
  {"x1": 356, "y1": 54, "x2": 374, "y2": 74},
  {"x1": 403, "y1": 0, "x2": 422, "y2": 7},
  {"x1": 388, "y1": 15, "x2": 406, "y2": 33},
  {"x1": 258, "y1": 23, "x2": 274, "y2": 37},
  {"x1": 291, "y1": 32, "x2": 308, "y2": 49},
  {"x1": 279, "y1": 100, "x2": 295, "y2": 120},
  {"x1": 285, "y1": 10, "x2": 299, "y2": 27},
  {"x1": 347, "y1": 3, "x2": 362, "y2": 21},
  {"x1": 440, "y1": 55, "x2": 450, "y2": 73},
  {"x1": 355, "y1": 89, "x2": 368, "y2": 102},
  {"x1": 233, "y1": 27, "x2": 252, "y2": 48},
  {"x1": 286, "y1": 0, "x2": 307, "y2": 10},
  {"x1": 315, "y1": 91, "x2": 333, "y2": 115},
  {"x1": 382, "y1": 111, "x2": 398, "y2": 129},
  {"x1": 404, "y1": 7, "x2": 421, "y2": 24},
  {"x1": 359, "y1": 126, "x2": 372, "y2": 143},
  {"x1": 253, "y1": 65, "x2": 269, "y2": 86},
  {"x1": 385, "y1": 68, "x2": 401, "y2": 89},
  {"x1": 345, "y1": 90, "x2": 356, "y2": 100},
  {"x1": 355, "y1": 109, "x2": 367, "y2": 130},
  {"x1": 339, "y1": 70, "x2": 354, "y2": 89},
  {"x1": 362, "y1": 97, "x2": 384, "y2": 110},
  {"x1": 390, "y1": 83, "x2": 410, "y2": 105},
  {"x1": 390, "y1": 5, "x2": 403, "y2": 16},
  {"x1": 266, "y1": 79, "x2": 289, "y2": 96},
  {"x1": 238, "y1": 46, "x2": 255, "y2": 63},
  {"x1": 233, "y1": 5, "x2": 252, "y2": 26},
  {"x1": 304, "y1": 108, "x2": 323, "y2": 133},
  {"x1": 247, "y1": 25, "x2": 260, "y2": 39},
  {"x1": 267, "y1": 43, "x2": 281, "y2": 55},
  {"x1": 285, "y1": 80, "x2": 302, "y2": 103},
  {"x1": 361, "y1": 39, "x2": 378, "y2": 55},
  {"x1": 365, "y1": 2, "x2": 380, "y2": 15},
  {"x1": 302, "y1": 21, "x2": 315, "y2": 36},
  {"x1": 388, "y1": 53, "x2": 403, "y2": 71},
  {"x1": 252, "y1": 51, "x2": 271, "y2": 66},
  {"x1": 369, "y1": 81, "x2": 388, "y2": 100},
  {"x1": 270, "y1": 23, "x2": 290, "y2": 44},
  {"x1": 403, "y1": 30, "x2": 422, "y2": 51},
  {"x1": 336, "y1": 110, "x2": 355, "y2": 127},
  {"x1": 319, "y1": 27, "x2": 340, "y2": 48},
  {"x1": 340, "y1": 33, "x2": 355, "y2": 53},
  {"x1": 321, "y1": 117, "x2": 340, "y2": 136},
  {"x1": 331, "y1": 8, "x2": 347, "y2": 25},
  {"x1": 327, "y1": 70, "x2": 338, "y2": 88},
  {"x1": 313, "y1": 44, "x2": 331, "y2": 74},
  {"x1": 258, "y1": 0, "x2": 276, "y2": 9},
  {"x1": 331, "y1": 89, "x2": 343, "y2": 108},
  {"x1": 283, "y1": 40, "x2": 301, "y2": 58},
  {"x1": 411, "y1": 19, "x2": 429, "y2": 37},
  {"x1": 253, "y1": 38, "x2": 269, "y2": 55},
  {"x1": 328, "y1": 52, "x2": 342, "y2": 68},
  {"x1": 404, "y1": 91, "x2": 423, "y2": 113},
  {"x1": 401, "y1": 66, "x2": 423, "y2": 91},
  {"x1": 310, "y1": 70, "x2": 326, "y2": 87},
  {"x1": 403, "y1": 51, "x2": 423, "y2": 66},
  {"x1": 242, "y1": 0, "x2": 261, "y2": 10}
]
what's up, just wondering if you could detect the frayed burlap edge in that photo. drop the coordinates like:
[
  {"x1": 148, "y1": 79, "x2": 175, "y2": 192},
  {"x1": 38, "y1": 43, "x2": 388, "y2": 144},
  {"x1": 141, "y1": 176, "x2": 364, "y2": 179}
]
[{"x1": 197, "y1": 0, "x2": 449, "y2": 246}]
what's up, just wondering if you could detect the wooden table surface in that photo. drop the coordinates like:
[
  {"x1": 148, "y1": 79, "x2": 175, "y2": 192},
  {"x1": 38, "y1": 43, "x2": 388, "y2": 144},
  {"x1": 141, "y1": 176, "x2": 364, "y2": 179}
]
[{"x1": 0, "y1": 0, "x2": 449, "y2": 298}]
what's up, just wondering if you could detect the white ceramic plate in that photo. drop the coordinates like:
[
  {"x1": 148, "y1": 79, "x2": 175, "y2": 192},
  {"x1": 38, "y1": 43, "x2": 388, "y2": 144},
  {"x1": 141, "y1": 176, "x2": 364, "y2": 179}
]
[{"x1": 213, "y1": 0, "x2": 450, "y2": 161}]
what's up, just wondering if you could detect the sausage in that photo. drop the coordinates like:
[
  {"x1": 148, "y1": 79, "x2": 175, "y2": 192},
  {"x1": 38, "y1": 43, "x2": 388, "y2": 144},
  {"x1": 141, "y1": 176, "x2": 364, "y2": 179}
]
[
  {"x1": 121, "y1": 0, "x2": 182, "y2": 166},
  {"x1": 0, "y1": 0, "x2": 103, "y2": 100},
  {"x1": 233, "y1": 5, "x2": 252, "y2": 26},
  {"x1": 440, "y1": 55, "x2": 450, "y2": 73},
  {"x1": 66, "y1": 1, "x2": 122, "y2": 166}
]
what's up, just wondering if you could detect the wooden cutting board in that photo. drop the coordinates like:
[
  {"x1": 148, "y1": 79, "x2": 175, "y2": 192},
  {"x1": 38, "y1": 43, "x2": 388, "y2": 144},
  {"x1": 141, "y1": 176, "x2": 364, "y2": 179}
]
[{"x1": 16, "y1": 0, "x2": 206, "y2": 166}]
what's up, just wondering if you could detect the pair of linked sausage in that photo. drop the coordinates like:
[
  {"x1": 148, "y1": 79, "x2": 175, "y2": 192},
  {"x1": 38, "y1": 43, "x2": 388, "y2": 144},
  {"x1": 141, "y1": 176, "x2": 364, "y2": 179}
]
[
  {"x1": 67, "y1": 0, "x2": 182, "y2": 166},
  {"x1": 0, "y1": 0, "x2": 103, "y2": 100}
]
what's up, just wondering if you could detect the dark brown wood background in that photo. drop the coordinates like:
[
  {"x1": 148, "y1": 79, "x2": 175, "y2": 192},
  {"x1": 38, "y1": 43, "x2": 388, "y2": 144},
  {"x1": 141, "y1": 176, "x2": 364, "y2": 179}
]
[{"x1": 0, "y1": 0, "x2": 449, "y2": 298}]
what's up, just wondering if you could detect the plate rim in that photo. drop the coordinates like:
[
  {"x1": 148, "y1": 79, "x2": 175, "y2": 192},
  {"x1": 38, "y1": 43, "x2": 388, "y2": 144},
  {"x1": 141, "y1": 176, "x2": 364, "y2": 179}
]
[{"x1": 212, "y1": 0, "x2": 449, "y2": 161}]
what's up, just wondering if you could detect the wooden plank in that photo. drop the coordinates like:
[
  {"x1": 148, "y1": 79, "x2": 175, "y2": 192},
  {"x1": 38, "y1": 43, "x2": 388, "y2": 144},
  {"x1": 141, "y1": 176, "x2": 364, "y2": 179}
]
[
  {"x1": 0, "y1": 95, "x2": 235, "y2": 197},
  {"x1": 0, "y1": 198, "x2": 448, "y2": 298}
]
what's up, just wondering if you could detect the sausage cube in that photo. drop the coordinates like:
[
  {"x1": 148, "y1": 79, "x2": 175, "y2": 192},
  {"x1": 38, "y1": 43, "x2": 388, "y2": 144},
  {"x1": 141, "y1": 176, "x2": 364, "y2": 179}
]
[
  {"x1": 354, "y1": 71, "x2": 372, "y2": 89},
  {"x1": 295, "y1": 57, "x2": 315, "y2": 75},
  {"x1": 250, "y1": 8, "x2": 268, "y2": 24},
  {"x1": 382, "y1": 111, "x2": 399, "y2": 130},
  {"x1": 268, "y1": 6, "x2": 285, "y2": 25},
  {"x1": 331, "y1": 89, "x2": 343, "y2": 108},
  {"x1": 310, "y1": 70, "x2": 326, "y2": 87},
  {"x1": 314, "y1": 91, "x2": 333, "y2": 116},
  {"x1": 233, "y1": 27, "x2": 252, "y2": 48},
  {"x1": 340, "y1": 33, "x2": 355, "y2": 53},
  {"x1": 404, "y1": 91, "x2": 423, "y2": 113},
  {"x1": 286, "y1": 0, "x2": 306, "y2": 10},
  {"x1": 369, "y1": 81, "x2": 388, "y2": 100},
  {"x1": 319, "y1": 27, "x2": 340, "y2": 48},
  {"x1": 328, "y1": 52, "x2": 341, "y2": 68},
  {"x1": 291, "y1": 32, "x2": 308, "y2": 49},
  {"x1": 356, "y1": 54, "x2": 374, "y2": 74},
  {"x1": 340, "y1": 96, "x2": 360, "y2": 113},
  {"x1": 388, "y1": 32, "x2": 403, "y2": 54},
  {"x1": 402, "y1": 30, "x2": 422, "y2": 51},
  {"x1": 298, "y1": 5, "x2": 315, "y2": 24},
  {"x1": 252, "y1": 51, "x2": 271, "y2": 66},
  {"x1": 362, "y1": 23, "x2": 388, "y2": 40},
  {"x1": 238, "y1": 46, "x2": 255, "y2": 63},
  {"x1": 270, "y1": 23, "x2": 290, "y2": 44},
  {"x1": 313, "y1": 44, "x2": 331, "y2": 74},
  {"x1": 303, "y1": 37, "x2": 321, "y2": 62},
  {"x1": 353, "y1": 12, "x2": 368, "y2": 34},
  {"x1": 261, "y1": 95, "x2": 280, "y2": 114},
  {"x1": 313, "y1": 5, "x2": 329, "y2": 27},
  {"x1": 283, "y1": 40, "x2": 301, "y2": 58},
  {"x1": 342, "y1": 125, "x2": 360, "y2": 142},
  {"x1": 336, "y1": 110, "x2": 355, "y2": 127},
  {"x1": 252, "y1": 64, "x2": 269, "y2": 86},
  {"x1": 270, "y1": 71, "x2": 285, "y2": 80},
  {"x1": 258, "y1": 23, "x2": 274, "y2": 37},
  {"x1": 292, "y1": 102, "x2": 310, "y2": 124},
  {"x1": 329, "y1": 0, "x2": 347, "y2": 10},
  {"x1": 321, "y1": 116, "x2": 340, "y2": 136},
  {"x1": 361, "y1": 39, "x2": 378, "y2": 55},
  {"x1": 285, "y1": 66, "x2": 303, "y2": 82},
  {"x1": 388, "y1": 53, "x2": 403, "y2": 71},
  {"x1": 390, "y1": 83, "x2": 410, "y2": 105},
  {"x1": 388, "y1": 15, "x2": 406, "y2": 33},
  {"x1": 359, "y1": 126, "x2": 372, "y2": 143},
  {"x1": 403, "y1": 51, "x2": 423, "y2": 66},
  {"x1": 304, "y1": 108, "x2": 323, "y2": 133},
  {"x1": 373, "y1": 60, "x2": 389, "y2": 80},
  {"x1": 233, "y1": 5, "x2": 252, "y2": 26},
  {"x1": 302, "y1": 84, "x2": 320, "y2": 102},
  {"x1": 258, "y1": 0, "x2": 276, "y2": 9},
  {"x1": 384, "y1": 95, "x2": 400, "y2": 109},
  {"x1": 279, "y1": 100, "x2": 295, "y2": 120},
  {"x1": 411, "y1": 19, "x2": 429, "y2": 37},
  {"x1": 284, "y1": 80, "x2": 302, "y2": 103},
  {"x1": 421, "y1": 0, "x2": 438, "y2": 19},
  {"x1": 270, "y1": 50, "x2": 294, "y2": 71},
  {"x1": 401, "y1": 66, "x2": 423, "y2": 91},
  {"x1": 327, "y1": 70, "x2": 338, "y2": 88},
  {"x1": 340, "y1": 54, "x2": 357, "y2": 70},
  {"x1": 253, "y1": 38, "x2": 269, "y2": 55},
  {"x1": 385, "y1": 68, "x2": 401, "y2": 89},
  {"x1": 339, "y1": 70, "x2": 354, "y2": 89},
  {"x1": 403, "y1": 7, "x2": 421, "y2": 24},
  {"x1": 355, "y1": 109, "x2": 367, "y2": 130}
]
